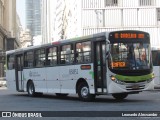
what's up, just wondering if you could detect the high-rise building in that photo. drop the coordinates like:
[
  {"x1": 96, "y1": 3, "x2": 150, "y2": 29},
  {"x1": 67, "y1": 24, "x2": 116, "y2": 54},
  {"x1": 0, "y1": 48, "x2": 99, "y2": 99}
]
[{"x1": 25, "y1": 0, "x2": 42, "y2": 38}]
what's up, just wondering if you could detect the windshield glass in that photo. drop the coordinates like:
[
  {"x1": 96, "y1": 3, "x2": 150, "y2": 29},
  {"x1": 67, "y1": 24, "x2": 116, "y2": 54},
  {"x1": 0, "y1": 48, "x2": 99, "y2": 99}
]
[{"x1": 109, "y1": 42, "x2": 151, "y2": 70}]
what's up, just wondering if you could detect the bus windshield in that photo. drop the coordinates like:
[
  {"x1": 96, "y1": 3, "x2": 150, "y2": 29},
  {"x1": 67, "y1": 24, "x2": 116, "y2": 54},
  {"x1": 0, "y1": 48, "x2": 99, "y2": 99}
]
[{"x1": 109, "y1": 42, "x2": 151, "y2": 70}]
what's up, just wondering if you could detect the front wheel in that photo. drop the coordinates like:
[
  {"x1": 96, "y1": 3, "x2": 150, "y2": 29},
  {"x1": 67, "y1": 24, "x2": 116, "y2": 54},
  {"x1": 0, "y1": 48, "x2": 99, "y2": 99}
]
[
  {"x1": 78, "y1": 82, "x2": 95, "y2": 102},
  {"x1": 27, "y1": 81, "x2": 36, "y2": 97},
  {"x1": 112, "y1": 93, "x2": 128, "y2": 100}
]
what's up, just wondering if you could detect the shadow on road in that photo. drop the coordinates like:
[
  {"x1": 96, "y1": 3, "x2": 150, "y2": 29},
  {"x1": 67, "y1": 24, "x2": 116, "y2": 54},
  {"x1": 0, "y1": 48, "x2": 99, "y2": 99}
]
[{"x1": 9, "y1": 92, "x2": 150, "y2": 103}]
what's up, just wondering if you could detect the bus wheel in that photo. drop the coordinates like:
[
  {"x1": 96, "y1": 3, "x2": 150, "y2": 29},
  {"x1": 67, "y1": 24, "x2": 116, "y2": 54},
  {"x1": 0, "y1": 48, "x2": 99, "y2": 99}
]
[
  {"x1": 112, "y1": 93, "x2": 128, "y2": 100},
  {"x1": 27, "y1": 82, "x2": 36, "y2": 97},
  {"x1": 78, "y1": 82, "x2": 95, "y2": 102},
  {"x1": 56, "y1": 93, "x2": 68, "y2": 97}
]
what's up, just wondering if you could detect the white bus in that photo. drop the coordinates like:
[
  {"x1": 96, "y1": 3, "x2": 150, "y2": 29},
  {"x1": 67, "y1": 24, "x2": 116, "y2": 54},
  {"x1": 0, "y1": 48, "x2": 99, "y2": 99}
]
[
  {"x1": 151, "y1": 47, "x2": 160, "y2": 88},
  {"x1": 6, "y1": 30, "x2": 154, "y2": 101}
]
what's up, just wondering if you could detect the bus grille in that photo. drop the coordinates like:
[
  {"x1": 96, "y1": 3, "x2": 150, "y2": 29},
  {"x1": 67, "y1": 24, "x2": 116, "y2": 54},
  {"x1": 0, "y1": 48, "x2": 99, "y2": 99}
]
[
  {"x1": 126, "y1": 85, "x2": 145, "y2": 90},
  {"x1": 124, "y1": 80, "x2": 147, "y2": 83}
]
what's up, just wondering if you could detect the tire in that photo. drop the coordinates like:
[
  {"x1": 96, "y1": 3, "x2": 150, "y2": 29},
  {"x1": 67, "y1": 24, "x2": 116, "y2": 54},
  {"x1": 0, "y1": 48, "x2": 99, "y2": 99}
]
[
  {"x1": 78, "y1": 82, "x2": 95, "y2": 102},
  {"x1": 27, "y1": 81, "x2": 36, "y2": 97},
  {"x1": 56, "y1": 93, "x2": 68, "y2": 97},
  {"x1": 112, "y1": 93, "x2": 128, "y2": 100}
]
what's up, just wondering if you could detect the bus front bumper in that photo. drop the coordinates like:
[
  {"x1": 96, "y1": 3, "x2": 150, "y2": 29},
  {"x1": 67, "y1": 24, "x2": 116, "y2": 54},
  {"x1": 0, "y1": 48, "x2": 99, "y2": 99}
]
[{"x1": 108, "y1": 80, "x2": 154, "y2": 94}]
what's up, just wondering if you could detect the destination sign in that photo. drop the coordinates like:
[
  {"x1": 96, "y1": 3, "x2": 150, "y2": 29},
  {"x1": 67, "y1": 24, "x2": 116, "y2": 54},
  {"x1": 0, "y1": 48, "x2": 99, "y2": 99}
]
[
  {"x1": 114, "y1": 33, "x2": 145, "y2": 39},
  {"x1": 111, "y1": 62, "x2": 126, "y2": 68}
]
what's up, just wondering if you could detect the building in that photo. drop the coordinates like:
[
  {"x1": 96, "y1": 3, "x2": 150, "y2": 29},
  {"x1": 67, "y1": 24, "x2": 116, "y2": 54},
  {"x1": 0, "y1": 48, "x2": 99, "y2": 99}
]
[
  {"x1": 0, "y1": 0, "x2": 20, "y2": 78},
  {"x1": 49, "y1": 0, "x2": 160, "y2": 47},
  {"x1": 25, "y1": 0, "x2": 42, "y2": 45},
  {"x1": 41, "y1": 0, "x2": 56, "y2": 44},
  {"x1": 20, "y1": 28, "x2": 32, "y2": 48},
  {"x1": 81, "y1": 0, "x2": 160, "y2": 47}
]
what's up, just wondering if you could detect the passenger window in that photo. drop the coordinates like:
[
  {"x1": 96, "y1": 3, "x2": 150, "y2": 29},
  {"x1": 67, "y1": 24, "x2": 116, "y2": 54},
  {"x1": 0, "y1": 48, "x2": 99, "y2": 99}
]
[
  {"x1": 60, "y1": 44, "x2": 74, "y2": 64},
  {"x1": 46, "y1": 47, "x2": 57, "y2": 66},
  {"x1": 35, "y1": 49, "x2": 45, "y2": 67},
  {"x1": 152, "y1": 51, "x2": 160, "y2": 66},
  {"x1": 76, "y1": 41, "x2": 91, "y2": 63},
  {"x1": 24, "y1": 51, "x2": 34, "y2": 68},
  {"x1": 7, "y1": 55, "x2": 15, "y2": 70}
]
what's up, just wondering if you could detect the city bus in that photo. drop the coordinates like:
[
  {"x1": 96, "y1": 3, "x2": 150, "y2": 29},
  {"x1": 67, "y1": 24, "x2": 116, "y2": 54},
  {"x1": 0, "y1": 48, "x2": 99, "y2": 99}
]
[
  {"x1": 6, "y1": 30, "x2": 154, "y2": 101},
  {"x1": 151, "y1": 47, "x2": 160, "y2": 88}
]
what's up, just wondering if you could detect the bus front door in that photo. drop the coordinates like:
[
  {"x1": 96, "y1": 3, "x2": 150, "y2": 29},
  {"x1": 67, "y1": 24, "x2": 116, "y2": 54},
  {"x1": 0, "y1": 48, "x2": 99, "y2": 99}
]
[
  {"x1": 94, "y1": 41, "x2": 107, "y2": 93},
  {"x1": 15, "y1": 54, "x2": 24, "y2": 92}
]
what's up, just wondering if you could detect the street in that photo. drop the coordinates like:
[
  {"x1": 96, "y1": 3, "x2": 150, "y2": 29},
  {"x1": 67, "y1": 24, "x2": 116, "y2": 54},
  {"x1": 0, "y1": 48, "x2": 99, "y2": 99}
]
[{"x1": 0, "y1": 87, "x2": 160, "y2": 120}]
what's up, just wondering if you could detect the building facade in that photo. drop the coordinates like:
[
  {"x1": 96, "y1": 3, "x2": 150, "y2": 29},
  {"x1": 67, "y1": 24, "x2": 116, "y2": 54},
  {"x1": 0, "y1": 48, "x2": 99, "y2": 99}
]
[
  {"x1": 48, "y1": 0, "x2": 160, "y2": 47},
  {"x1": 41, "y1": 0, "x2": 56, "y2": 44},
  {"x1": 81, "y1": 0, "x2": 160, "y2": 47},
  {"x1": 20, "y1": 28, "x2": 32, "y2": 48},
  {"x1": 25, "y1": 0, "x2": 42, "y2": 45},
  {"x1": 0, "y1": 0, "x2": 19, "y2": 78}
]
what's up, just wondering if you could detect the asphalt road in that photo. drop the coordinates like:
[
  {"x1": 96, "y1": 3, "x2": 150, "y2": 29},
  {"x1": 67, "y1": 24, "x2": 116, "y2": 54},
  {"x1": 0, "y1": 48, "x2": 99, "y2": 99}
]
[{"x1": 0, "y1": 87, "x2": 160, "y2": 120}]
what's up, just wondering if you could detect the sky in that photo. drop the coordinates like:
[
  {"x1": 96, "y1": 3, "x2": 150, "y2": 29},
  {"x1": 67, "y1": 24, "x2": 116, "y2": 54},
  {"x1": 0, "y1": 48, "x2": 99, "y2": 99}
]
[{"x1": 16, "y1": 0, "x2": 26, "y2": 28}]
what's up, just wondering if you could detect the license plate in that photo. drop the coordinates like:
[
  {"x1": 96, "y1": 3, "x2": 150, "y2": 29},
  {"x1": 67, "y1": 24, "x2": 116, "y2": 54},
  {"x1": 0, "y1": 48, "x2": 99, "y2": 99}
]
[{"x1": 132, "y1": 85, "x2": 139, "y2": 89}]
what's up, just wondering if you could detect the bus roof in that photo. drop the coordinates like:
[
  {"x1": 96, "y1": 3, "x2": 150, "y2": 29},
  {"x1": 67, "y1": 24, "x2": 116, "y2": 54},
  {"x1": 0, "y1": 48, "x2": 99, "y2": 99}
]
[
  {"x1": 6, "y1": 30, "x2": 148, "y2": 55},
  {"x1": 6, "y1": 32, "x2": 109, "y2": 55}
]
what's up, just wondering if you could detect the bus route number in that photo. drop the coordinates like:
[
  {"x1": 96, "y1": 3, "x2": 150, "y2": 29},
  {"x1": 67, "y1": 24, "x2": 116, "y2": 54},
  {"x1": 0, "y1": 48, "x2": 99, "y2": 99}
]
[{"x1": 69, "y1": 69, "x2": 78, "y2": 75}]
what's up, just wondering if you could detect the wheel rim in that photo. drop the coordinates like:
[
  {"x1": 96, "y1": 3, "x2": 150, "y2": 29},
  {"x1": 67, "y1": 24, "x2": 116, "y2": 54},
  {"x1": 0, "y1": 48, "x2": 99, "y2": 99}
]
[
  {"x1": 29, "y1": 84, "x2": 34, "y2": 95},
  {"x1": 81, "y1": 87, "x2": 89, "y2": 98}
]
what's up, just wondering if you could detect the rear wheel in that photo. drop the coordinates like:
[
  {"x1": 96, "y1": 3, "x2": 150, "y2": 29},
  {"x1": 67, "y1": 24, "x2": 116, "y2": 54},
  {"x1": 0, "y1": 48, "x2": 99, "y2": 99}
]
[
  {"x1": 27, "y1": 81, "x2": 36, "y2": 97},
  {"x1": 78, "y1": 82, "x2": 95, "y2": 102},
  {"x1": 112, "y1": 93, "x2": 128, "y2": 100}
]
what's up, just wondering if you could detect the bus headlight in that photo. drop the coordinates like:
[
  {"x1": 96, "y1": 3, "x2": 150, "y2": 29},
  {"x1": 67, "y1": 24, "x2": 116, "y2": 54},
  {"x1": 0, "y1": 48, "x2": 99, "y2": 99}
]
[
  {"x1": 110, "y1": 75, "x2": 116, "y2": 81},
  {"x1": 110, "y1": 75, "x2": 125, "y2": 85}
]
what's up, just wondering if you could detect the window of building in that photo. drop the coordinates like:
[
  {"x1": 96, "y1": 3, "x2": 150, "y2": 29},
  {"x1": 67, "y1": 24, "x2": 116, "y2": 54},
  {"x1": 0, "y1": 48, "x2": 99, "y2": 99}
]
[
  {"x1": 35, "y1": 49, "x2": 45, "y2": 67},
  {"x1": 139, "y1": 0, "x2": 154, "y2": 6},
  {"x1": 24, "y1": 51, "x2": 34, "y2": 68},
  {"x1": 7, "y1": 55, "x2": 15, "y2": 70},
  {"x1": 46, "y1": 47, "x2": 57, "y2": 66},
  {"x1": 105, "y1": 0, "x2": 118, "y2": 6},
  {"x1": 76, "y1": 41, "x2": 91, "y2": 63},
  {"x1": 60, "y1": 44, "x2": 74, "y2": 64},
  {"x1": 157, "y1": 8, "x2": 160, "y2": 21}
]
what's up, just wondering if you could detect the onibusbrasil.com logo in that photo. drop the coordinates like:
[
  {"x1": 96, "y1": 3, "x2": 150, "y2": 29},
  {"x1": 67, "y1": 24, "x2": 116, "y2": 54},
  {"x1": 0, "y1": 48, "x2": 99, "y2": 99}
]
[{"x1": 1, "y1": 112, "x2": 42, "y2": 118}]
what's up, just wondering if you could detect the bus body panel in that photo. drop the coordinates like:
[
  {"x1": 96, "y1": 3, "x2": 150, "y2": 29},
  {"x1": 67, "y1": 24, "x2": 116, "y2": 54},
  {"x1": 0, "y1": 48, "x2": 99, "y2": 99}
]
[
  {"x1": 153, "y1": 66, "x2": 160, "y2": 85},
  {"x1": 46, "y1": 67, "x2": 61, "y2": 93},
  {"x1": 22, "y1": 64, "x2": 95, "y2": 94},
  {"x1": 6, "y1": 70, "x2": 16, "y2": 91}
]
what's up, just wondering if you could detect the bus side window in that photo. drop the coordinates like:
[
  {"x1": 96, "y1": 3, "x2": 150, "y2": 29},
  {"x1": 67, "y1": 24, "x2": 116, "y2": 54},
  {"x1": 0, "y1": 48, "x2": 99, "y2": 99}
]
[
  {"x1": 158, "y1": 51, "x2": 160, "y2": 66},
  {"x1": 76, "y1": 41, "x2": 91, "y2": 63},
  {"x1": 152, "y1": 51, "x2": 159, "y2": 66},
  {"x1": 35, "y1": 49, "x2": 45, "y2": 67},
  {"x1": 60, "y1": 44, "x2": 74, "y2": 64},
  {"x1": 7, "y1": 55, "x2": 15, "y2": 70},
  {"x1": 24, "y1": 51, "x2": 34, "y2": 68},
  {"x1": 46, "y1": 47, "x2": 57, "y2": 66}
]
